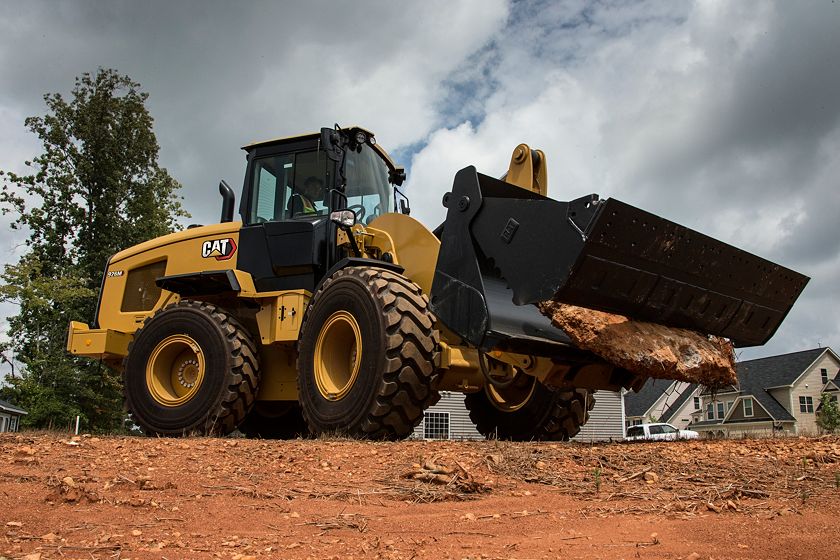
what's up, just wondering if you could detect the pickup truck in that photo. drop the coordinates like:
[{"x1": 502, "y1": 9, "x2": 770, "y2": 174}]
[{"x1": 625, "y1": 422, "x2": 699, "y2": 441}]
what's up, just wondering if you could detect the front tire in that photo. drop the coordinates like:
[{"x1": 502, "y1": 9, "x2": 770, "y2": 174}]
[
  {"x1": 465, "y1": 376, "x2": 594, "y2": 441},
  {"x1": 297, "y1": 266, "x2": 440, "y2": 439},
  {"x1": 123, "y1": 300, "x2": 260, "y2": 436}
]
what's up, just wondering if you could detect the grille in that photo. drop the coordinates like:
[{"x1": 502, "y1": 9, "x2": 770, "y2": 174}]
[{"x1": 120, "y1": 260, "x2": 167, "y2": 312}]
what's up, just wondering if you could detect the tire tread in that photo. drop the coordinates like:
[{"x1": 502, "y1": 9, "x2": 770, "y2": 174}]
[
  {"x1": 298, "y1": 266, "x2": 440, "y2": 440},
  {"x1": 123, "y1": 299, "x2": 259, "y2": 436}
]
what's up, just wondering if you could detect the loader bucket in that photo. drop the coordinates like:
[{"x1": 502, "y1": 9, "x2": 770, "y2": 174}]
[{"x1": 430, "y1": 166, "x2": 809, "y2": 349}]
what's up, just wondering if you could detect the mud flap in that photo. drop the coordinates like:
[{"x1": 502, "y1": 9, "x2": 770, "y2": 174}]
[{"x1": 431, "y1": 166, "x2": 808, "y2": 349}]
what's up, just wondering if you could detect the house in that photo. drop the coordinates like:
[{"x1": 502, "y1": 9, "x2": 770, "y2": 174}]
[
  {"x1": 0, "y1": 399, "x2": 27, "y2": 433},
  {"x1": 624, "y1": 380, "x2": 701, "y2": 431},
  {"x1": 412, "y1": 392, "x2": 483, "y2": 440},
  {"x1": 689, "y1": 347, "x2": 840, "y2": 437},
  {"x1": 571, "y1": 390, "x2": 625, "y2": 442},
  {"x1": 413, "y1": 390, "x2": 626, "y2": 441}
]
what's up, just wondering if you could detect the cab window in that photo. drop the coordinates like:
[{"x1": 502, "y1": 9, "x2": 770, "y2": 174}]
[
  {"x1": 343, "y1": 144, "x2": 393, "y2": 224},
  {"x1": 626, "y1": 426, "x2": 643, "y2": 438},
  {"x1": 249, "y1": 151, "x2": 328, "y2": 223}
]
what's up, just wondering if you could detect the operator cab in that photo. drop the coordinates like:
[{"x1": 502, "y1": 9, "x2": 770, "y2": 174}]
[
  {"x1": 235, "y1": 126, "x2": 406, "y2": 292},
  {"x1": 343, "y1": 141, "x2": 395, "y2": 225}
]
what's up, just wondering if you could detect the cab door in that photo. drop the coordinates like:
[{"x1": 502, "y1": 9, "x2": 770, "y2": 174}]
[{"x1": 237, "y1": 143, "x2": 336, "y2": 293}]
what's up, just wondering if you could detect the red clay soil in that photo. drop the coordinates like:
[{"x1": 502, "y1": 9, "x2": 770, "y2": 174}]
[
  {"x1": 3, "y1": 433, "x2": 840, "y2": 559},
  {"x1": 538, "y1": 301, "x2": 737, "y2": 387}
]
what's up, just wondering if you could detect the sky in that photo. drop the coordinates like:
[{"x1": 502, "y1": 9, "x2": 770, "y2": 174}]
[{"x1": 1, "y1": 0, "x2": 839, "y2": 365}]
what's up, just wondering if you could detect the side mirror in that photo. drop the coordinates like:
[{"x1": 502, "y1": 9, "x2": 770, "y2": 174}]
[
  {"x1": 330, "y1": 209, "x2": 356, "y2": 228},
  {"x1": 389, "y1": 167, "x2": 406, "y2": 186},
  {"x1": 320, "y1": 127, "x2": 342, "y2": 162}
]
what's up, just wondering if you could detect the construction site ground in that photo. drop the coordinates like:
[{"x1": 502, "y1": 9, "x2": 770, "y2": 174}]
[{"x1": 2, "y1": 433, "x2": 840, "y2": 560}]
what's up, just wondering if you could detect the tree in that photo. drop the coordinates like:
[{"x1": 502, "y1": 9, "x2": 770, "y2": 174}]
[
  {"x1": 0, "y1": 68, "x2": 188, "y2": 432},
  {"x1": 817, "y1": 393, "x2": 840, "y2": 434}
]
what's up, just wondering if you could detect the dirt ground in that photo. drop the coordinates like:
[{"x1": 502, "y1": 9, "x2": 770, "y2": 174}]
[{"x1": 2, "y1": 433, "x2": 840, "y2": 560}]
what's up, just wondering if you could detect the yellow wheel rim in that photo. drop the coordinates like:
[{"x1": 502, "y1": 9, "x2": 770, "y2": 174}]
[
  {"x1": 146, "y1": 334, "x2": 206, "y2": 407},
  {"x1": 486, "y1": 372, "x2": 536, "y2": 413},
  {"x1": 314, "y1": 310, "x2": 362, "y2": 401}
]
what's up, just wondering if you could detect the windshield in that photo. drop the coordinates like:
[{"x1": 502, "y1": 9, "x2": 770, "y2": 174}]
[{"x1": 343, "y1": 144, "x2": 394, "y2": 224}]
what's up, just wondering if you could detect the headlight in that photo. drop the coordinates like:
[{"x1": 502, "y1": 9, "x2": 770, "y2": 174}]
[{"x1": 330, "y1": 210, "x2": 356, "y2": 228}]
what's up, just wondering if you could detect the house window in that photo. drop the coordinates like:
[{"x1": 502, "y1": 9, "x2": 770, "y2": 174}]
[
  {"x1": 821, "y1": 368, "x2": 829, "y2": 385},
  {"x1": 423, "y1": 412, "x2": 450, "y2": 440},
  {"x1": 706, "y1": 403, "x2": 714, "y2": 420},
  {"x1": 716, "y1": 402, "x2": 725, "y2": 419},
  {"x1": 726, "y1": 401, "x2": 733, "y2": 411},
  {"x1": 799, "y1": 396, "x2": 814, "y2": 413},
  {"x1": 743, "y1": 397, "x2": 753, "y2": 417},
  {"x1": 693, "y1": 396, "x2": 701, "y2": 410}
]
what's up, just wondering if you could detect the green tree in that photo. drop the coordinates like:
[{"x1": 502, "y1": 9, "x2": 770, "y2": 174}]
[
  {"x1": 0, "y1": 68, "x2": 188, "y2": 432},
  {"x1": 817, "y1": 393, "x2": 840, "y2": 434}
]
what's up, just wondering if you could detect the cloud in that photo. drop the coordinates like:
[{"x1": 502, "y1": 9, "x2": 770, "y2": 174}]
[
  {"x1": 1, "y1": 0, "x2": 838, "y2": 362},
  {"x1": 0, "y1": 0, "x2": 508, "y2": 364},
  {"x1": 406, "y1": 0, "x2": 840, "y2": 359},
  {"x1": 0, "y1": 0, "x2": 508, "y2": 227}
]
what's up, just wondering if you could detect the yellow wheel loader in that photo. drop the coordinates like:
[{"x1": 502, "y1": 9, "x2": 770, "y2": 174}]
[{"x1": 67, "y1": 126, "x2": 808, "y2": 440}]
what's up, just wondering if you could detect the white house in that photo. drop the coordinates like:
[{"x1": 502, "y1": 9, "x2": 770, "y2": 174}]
[
  {"x1": 0, "y1": 399, "x2": 27, "y2": 433},
  {"x1": 624, "y1": 380, "x2": 701, "y2": 430},
  {"x1": 690, "y1": 347, "x2": 840, "y2": 437},
  {"x1": 414, "y1": 389, "x2": 626, "y2": 441}
]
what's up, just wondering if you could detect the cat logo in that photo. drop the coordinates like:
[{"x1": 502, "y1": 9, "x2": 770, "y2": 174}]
[{"x1": 201, "y1": 238, "x2": 237, "y2": 261}]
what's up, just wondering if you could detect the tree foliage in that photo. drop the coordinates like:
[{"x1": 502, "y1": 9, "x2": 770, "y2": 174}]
[
  {"x1": 817, "y1": 393, "x2": 840, "y2": 434},
  {"x1": 0, "y1": 68, "x2": 188, "y2": 432}
]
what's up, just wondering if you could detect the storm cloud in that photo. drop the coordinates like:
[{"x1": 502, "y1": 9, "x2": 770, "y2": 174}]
[{"x1": 1, "y1": 0, "x2": 838, "y2": 361}]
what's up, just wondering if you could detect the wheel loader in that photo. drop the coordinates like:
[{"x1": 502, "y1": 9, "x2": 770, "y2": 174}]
[{"x1": 66, "y1": 126, "x2": 808, "y2": 440}]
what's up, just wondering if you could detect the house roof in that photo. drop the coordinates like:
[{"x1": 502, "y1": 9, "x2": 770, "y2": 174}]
[
  {"x1": 744, "y1": 347, "x2": 828, "y2": 388},
  {"x1": 0, "y1": 398, "x2": 27, "y2": 415},
  {"x1": 700, "y1": 385, "x2": 739, "y2": 396},
  {"x1": 724, "y1": 349, "x2": 830, "y2": 422},
  {"x1": 660, "y1": 384, "x2": 698, "y2": 423},
  {"x1": 624, "y1": 379, "x2": 674, "y2": 418}
]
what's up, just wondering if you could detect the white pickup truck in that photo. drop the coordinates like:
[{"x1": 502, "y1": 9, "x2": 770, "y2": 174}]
[{"x1": 625, "y1": 422, "x2": 699, "y2": 441}]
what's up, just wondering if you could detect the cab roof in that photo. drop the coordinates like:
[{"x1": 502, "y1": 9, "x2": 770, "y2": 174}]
[
  {"x1": 241, "y1": 126, "x2": 401, "y2": 171},
  {"x1": 241, "y1": 131, "x2": 320, "y2": 150}
]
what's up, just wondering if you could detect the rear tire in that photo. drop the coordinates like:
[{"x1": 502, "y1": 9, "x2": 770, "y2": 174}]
[
  {"x1": 465, "y1": 377, "x2": 594, "y2": 441},
  {"x1": 123, "y1": 300, "x2": 260, "y2": 436},
  {"x1": 297, "y1": 266, "x2": 440, "y2": 439}
]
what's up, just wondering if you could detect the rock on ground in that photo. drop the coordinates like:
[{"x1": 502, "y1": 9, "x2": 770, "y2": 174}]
[{"x1": 537, "y1": 301, "x2": 737, "y2": 386}]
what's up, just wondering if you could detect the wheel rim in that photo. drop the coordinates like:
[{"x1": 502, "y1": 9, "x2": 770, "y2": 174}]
[
  {"x1": 314, "y1": 310, "x2": 362, "y2": 401},
  {"x1": 486, "y1": 372, "x2": 536, "y2": 413},
  {"x1": 146, "y1": 334, "x2": 206, "y2": 407}
]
